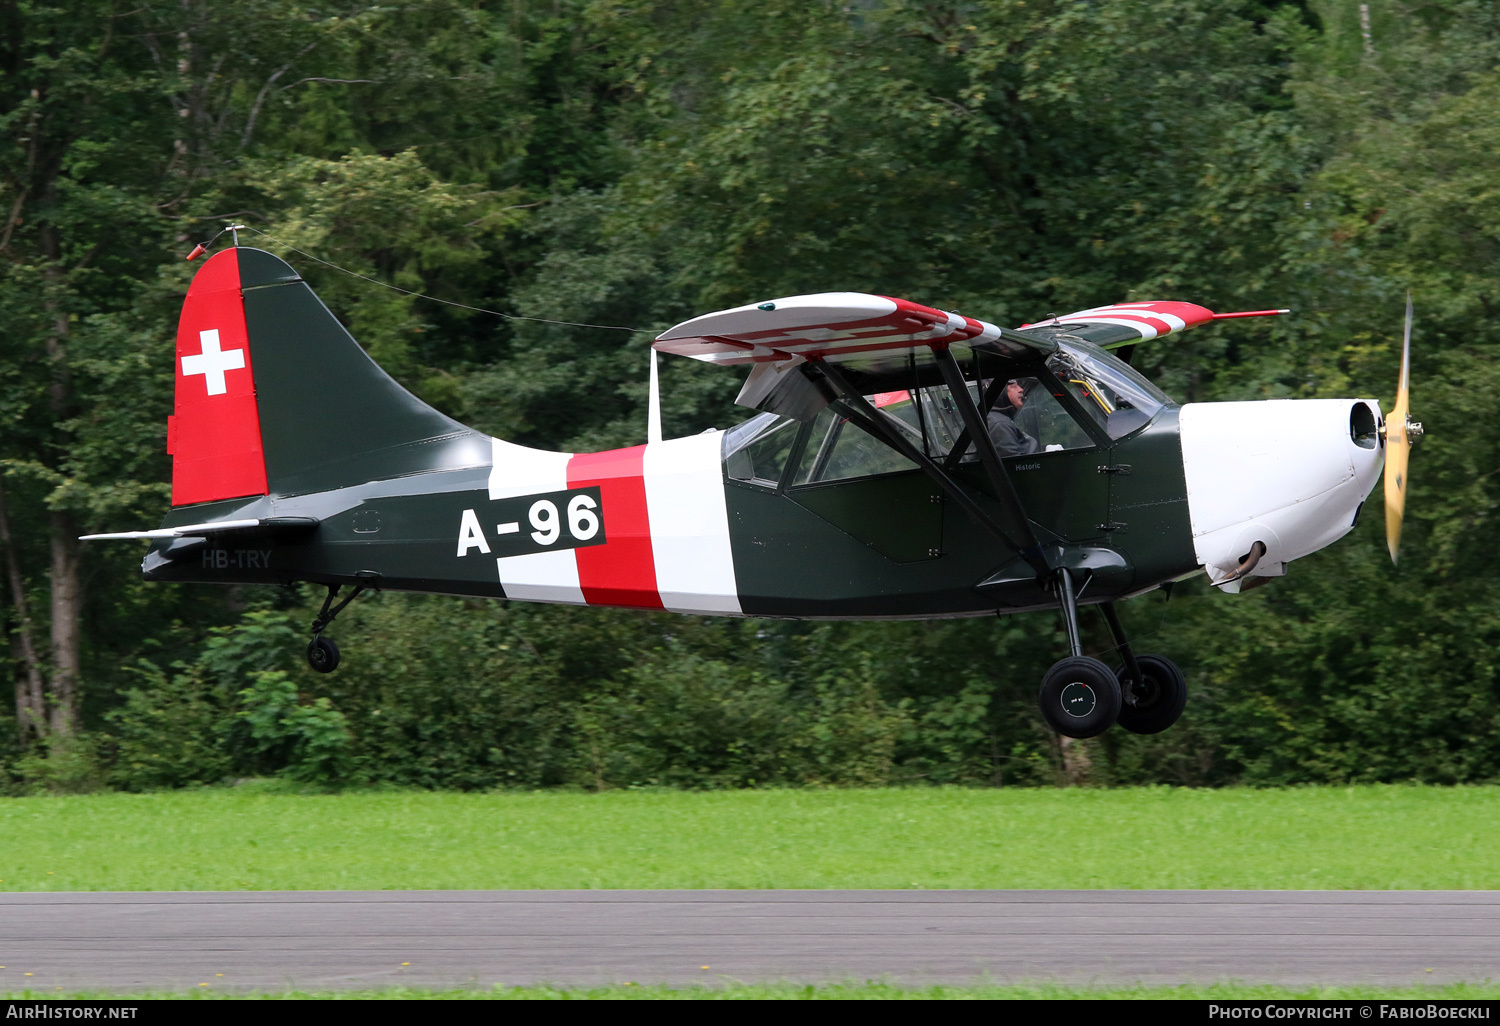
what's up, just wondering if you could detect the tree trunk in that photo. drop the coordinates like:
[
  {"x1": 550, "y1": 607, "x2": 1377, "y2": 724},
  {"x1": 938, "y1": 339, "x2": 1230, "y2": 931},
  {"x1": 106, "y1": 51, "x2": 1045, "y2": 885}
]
[
  {"x1": 47, "y1": 512, "x2": 80, "y2": 737},
  {"x1": 1059, "y1": 735, "x2": 1093, "y2": 787},
  {"x1": 0, "y1": 479, "x2": 47, "y2": 742},
  {"x1": 40, "y1": 226, "x2": 81, "y2": 737}
]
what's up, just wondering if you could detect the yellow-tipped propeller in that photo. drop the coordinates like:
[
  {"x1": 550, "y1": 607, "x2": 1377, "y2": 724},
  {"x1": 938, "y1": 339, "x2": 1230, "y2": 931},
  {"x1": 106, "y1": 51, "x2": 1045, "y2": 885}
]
[{"x1": 1383, "y1": 293, "x2": 1423, "y2": 564}]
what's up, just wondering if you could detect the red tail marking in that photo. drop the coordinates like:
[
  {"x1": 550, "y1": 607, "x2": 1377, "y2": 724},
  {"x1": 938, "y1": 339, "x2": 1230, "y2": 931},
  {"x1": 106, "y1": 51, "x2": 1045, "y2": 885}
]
[
  {"x1": 170, "y1": 249, "x2": 269, "y2": 506},
  {"x1": 567, "y1": 446, "x2": 663, "y2": 609}
]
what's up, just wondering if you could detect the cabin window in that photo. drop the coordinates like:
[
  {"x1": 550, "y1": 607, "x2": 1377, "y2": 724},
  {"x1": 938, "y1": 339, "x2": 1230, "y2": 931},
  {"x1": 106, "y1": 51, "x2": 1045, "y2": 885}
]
[
  {"x1": 791, "y1": 404, "x2": 918, "y2": 485},
  {"x1": 726, "y1": 342, "x2": 1165, "y2": 490},
  {"x1": 910, "y1": 379, "x2": 1094, "y2": 459},
  {"x1": 784, "y1": 379, "x2": 1098, "y2": 486},
  {"x1": 723, "y1": 412, "x2": 800, "y2": 488},
  {"x1": 981, "y1": 377, "x2": 1094, "y2": 454}
]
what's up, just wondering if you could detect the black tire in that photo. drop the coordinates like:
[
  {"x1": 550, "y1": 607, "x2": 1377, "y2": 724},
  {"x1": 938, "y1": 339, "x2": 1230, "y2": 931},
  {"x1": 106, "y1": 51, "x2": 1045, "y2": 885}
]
[
  {"x1": 1038, "y1": 656, "x2": 1122, "y2": 739},
  {"x1": 1115, "y1": 654, "x2": 1187, "y2": 735},
  {"x1": 306, "y1": 635, "x2": 341, "y2": 674}
]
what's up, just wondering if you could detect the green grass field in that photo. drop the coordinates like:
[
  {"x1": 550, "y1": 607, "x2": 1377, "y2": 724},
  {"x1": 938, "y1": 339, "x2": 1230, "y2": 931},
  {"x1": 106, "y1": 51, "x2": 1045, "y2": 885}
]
[{"x1": 2, "y1": 784, "x2": 1498, "y2": 891}]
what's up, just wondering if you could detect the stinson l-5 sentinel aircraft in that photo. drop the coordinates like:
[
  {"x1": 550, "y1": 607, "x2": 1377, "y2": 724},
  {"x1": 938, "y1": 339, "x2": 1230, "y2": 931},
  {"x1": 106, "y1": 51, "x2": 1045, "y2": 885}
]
[{"x1": 84, "y1": 241, "x2": 1420, "y2": 739}]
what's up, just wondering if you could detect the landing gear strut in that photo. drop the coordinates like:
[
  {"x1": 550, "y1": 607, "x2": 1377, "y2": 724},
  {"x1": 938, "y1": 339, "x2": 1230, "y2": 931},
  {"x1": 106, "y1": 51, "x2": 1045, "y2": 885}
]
[
  {"x1": 305, "y1": 573, "x2": 378, "y2": 674},
  {"x1": 1036, "y1": 575, "x2": 1187, "y2": 738},
  {"x1": 1100, "y1": 600, "x2": 1187, "y2": 735},
  {"x1": 1037, "y1": 569, "x2": 1121, "y2": 739}
]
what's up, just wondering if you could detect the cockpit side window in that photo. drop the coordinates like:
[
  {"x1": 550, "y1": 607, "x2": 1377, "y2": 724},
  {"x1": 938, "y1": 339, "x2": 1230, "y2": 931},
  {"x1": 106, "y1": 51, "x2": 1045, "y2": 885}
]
[
  {"x1": 791, "y1": 401, "x2": 918, "y2": 485},
  {"x1": 724, "y1": 412, "x2": 800, "y2": 488},
  {"x1": 917, "y1": 376, "x2": 1096, "y2": 460},
  {"x1": 990, "y1": 377, "x2": 1095, "y2": 454},
  {"x1": 723, "y1": 340, "x2": 1168, "y2": 490}
]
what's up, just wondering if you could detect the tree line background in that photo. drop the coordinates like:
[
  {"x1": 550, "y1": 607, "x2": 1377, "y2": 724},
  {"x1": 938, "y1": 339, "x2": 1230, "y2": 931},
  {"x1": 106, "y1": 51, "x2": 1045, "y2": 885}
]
[{"x1": 2, "y1": 0, "x2": 1498, "y2": 792}]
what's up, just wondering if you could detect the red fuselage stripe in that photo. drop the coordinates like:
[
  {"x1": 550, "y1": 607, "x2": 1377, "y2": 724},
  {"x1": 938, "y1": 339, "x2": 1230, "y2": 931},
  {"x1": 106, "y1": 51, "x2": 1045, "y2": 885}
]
[{"x1": 566, "y1": 446, "x2": 664, "y2": 608}]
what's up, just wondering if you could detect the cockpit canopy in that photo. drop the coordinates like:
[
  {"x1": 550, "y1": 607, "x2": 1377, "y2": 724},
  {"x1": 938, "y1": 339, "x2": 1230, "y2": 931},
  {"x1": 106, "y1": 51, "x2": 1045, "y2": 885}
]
[{"x1": 723, "y1": 340, "x2": 1172, "y2": 489}]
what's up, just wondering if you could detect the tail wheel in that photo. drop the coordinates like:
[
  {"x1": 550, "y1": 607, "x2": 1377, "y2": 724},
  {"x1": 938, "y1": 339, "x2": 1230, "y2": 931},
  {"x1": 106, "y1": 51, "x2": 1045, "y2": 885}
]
[
  {"x1": 306, "y1": 635, "x2": 341, "y2": 674},
  {"x1": 1115, "y1": 654, "x2": 1187, "y2": 735},
  {"x1": 1038, "y1": 656, "x2": 1121, "y2": 739}
]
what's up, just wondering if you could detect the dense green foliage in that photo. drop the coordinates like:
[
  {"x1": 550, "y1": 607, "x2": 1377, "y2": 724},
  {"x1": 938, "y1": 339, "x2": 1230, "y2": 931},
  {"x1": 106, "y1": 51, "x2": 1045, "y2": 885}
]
[{"x1": 2, "y1": 1, "x2": 1498, "y2": 791}]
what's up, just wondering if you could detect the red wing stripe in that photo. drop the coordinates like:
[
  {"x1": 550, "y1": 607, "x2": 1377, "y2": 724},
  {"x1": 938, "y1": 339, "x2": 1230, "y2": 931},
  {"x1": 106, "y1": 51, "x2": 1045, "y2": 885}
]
[
  {"x1": 566, "y1": 446, "x2": 663, "y2": 609},
  {"x1": 672, "y1": 331, "x2": 978, "y2": 365},
  {"x1": 1058, "y1": 312, "x2": 1174, "y2": 333},
  {"x1": 702, "y1": 334, "x2": 759, "y2": 349},
  {"x1": 1025, "y1": 301, "x2": 1216, "y2": 335},
  {"x1": 793, "y1": 335, "x2": 968, "y2": 359},
  {"x1": 717, "y1": 318, "x2": 948, "y2": 345},
  {"x1": 672, "y1": 351, "x2": 795, "y2": 365}
]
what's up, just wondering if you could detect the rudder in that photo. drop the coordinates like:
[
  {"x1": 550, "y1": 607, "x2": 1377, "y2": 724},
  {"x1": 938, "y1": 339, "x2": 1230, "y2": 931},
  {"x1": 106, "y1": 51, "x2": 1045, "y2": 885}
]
[{"x1": 170, "y1": 246, "x2": 487, "y2": 506}]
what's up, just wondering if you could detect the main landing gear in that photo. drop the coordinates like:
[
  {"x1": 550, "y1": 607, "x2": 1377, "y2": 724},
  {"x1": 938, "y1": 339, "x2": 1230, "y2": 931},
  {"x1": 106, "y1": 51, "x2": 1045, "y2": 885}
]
[
  {"x1": 304, "y1": 573, "x2": 379, "y2": 674},
  {"x1": 1037, "y1": 568, "x2": 1187, "y2": 739}
]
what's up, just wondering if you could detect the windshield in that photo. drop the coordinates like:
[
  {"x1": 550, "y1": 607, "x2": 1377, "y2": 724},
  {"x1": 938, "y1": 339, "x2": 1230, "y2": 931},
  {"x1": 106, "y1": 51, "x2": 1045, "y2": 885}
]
[{"x1": 1047, "y1": 342, "x2": 1171, "y2": 440}]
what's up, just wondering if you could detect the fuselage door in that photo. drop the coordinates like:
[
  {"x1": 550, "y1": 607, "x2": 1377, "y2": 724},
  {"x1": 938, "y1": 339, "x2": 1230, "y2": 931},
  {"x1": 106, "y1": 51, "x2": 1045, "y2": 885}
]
[{"x1": 1002, "y1": 447, "x2": 1111, "y2": 544}]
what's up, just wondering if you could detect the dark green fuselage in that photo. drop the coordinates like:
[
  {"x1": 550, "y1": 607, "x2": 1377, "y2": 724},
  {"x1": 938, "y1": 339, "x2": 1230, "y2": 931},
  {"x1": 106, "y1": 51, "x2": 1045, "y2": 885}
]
[{"x1": 146, "y1": 406, "x2": 1197, "y2": 618}]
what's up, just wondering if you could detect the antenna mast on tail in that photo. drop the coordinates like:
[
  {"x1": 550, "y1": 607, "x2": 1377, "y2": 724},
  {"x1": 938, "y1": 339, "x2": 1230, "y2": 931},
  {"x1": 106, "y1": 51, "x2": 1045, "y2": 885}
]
[{"x1": 185, "y1": 223, "x2": 247, "y2": 262}]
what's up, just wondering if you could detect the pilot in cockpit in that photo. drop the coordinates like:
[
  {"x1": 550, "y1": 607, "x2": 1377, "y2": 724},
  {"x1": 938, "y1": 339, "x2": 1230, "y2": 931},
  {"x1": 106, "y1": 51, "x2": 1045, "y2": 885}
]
[{"x1": 987, "y1": 378, "x2": 1041, "y2": 457}]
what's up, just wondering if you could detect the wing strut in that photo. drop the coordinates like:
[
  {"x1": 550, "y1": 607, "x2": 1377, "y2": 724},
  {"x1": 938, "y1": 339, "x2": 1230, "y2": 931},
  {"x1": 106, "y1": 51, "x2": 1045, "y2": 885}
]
[
  {"x1": 928, "y1": 345, "x2": 1050, "y2": 577},
  {"x1": 811, "y1": 357, "x2": 1050, "y2": 579},
  {"x1": 941, "y1": 372, "x2": 1009, "y2": 473}
]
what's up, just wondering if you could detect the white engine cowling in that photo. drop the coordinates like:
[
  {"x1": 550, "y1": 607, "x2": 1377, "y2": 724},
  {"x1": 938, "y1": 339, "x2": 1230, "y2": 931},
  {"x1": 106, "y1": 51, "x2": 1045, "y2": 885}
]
[{"x1": 1179, "y1": 399, "x2": 1384, "y2": 589}]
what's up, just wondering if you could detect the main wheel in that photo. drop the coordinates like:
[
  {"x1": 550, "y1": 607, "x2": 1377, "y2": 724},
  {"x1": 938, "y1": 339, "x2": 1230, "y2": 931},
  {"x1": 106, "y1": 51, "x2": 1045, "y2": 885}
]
[
  {"x1": 1038, "y1": 656, "x2": 1122, "y2": 739},
  {"x1": 1115, "y1": 654, "x2": 1187, "y2": 735},
  {"x1": 306, "y1": 635, "x2": 341, "y2": 674}
]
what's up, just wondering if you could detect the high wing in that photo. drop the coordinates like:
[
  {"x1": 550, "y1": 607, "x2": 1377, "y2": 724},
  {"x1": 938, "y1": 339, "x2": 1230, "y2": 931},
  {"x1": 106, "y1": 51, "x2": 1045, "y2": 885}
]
[
  {"x1": 655, "y1": 292, "x2": 1055, "y2": 420},
  {"x1": 655, "y1": 293, "x2": 1288, "y2": 419},
  {"x1": 655, "y1": 295, "x2": 1289, "y2": 367},
  {"x1": 654, "y1": 292, "x2": 1053, "y2": 369},
  {"x1": 1023, "y1": 301, "x2": 1289, "y2": 348}
]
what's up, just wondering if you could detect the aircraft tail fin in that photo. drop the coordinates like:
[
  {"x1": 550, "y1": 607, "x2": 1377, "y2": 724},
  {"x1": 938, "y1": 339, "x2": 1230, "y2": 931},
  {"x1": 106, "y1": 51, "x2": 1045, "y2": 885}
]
[{"x1": 169, "y1": 247, "x2": 486, "y2": 505}]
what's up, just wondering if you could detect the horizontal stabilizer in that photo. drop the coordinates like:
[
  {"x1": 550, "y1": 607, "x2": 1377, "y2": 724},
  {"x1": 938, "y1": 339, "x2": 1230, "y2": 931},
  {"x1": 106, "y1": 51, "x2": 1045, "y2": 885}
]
[{"x1": 80, "y1": 516, "x2": 319, "y2": 542}]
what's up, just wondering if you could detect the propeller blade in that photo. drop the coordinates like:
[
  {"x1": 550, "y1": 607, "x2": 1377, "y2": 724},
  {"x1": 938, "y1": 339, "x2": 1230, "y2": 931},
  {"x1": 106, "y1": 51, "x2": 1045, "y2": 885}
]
[{"x1": 1383, "y1": 294, "x2": 1414, "y2": 563}]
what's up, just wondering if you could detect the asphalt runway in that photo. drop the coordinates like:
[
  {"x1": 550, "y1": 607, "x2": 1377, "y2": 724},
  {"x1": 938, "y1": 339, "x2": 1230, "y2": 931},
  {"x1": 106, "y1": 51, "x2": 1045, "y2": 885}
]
[{"x1": 2, "y1": 890, "x2": 1497, "y2": 992}]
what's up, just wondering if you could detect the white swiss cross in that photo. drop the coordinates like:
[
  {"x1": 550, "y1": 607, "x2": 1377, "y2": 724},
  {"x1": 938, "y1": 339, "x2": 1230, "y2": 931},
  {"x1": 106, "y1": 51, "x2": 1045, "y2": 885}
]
[{"x1": 181, "y1": 329, "x2": 246, "y2": 396}]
